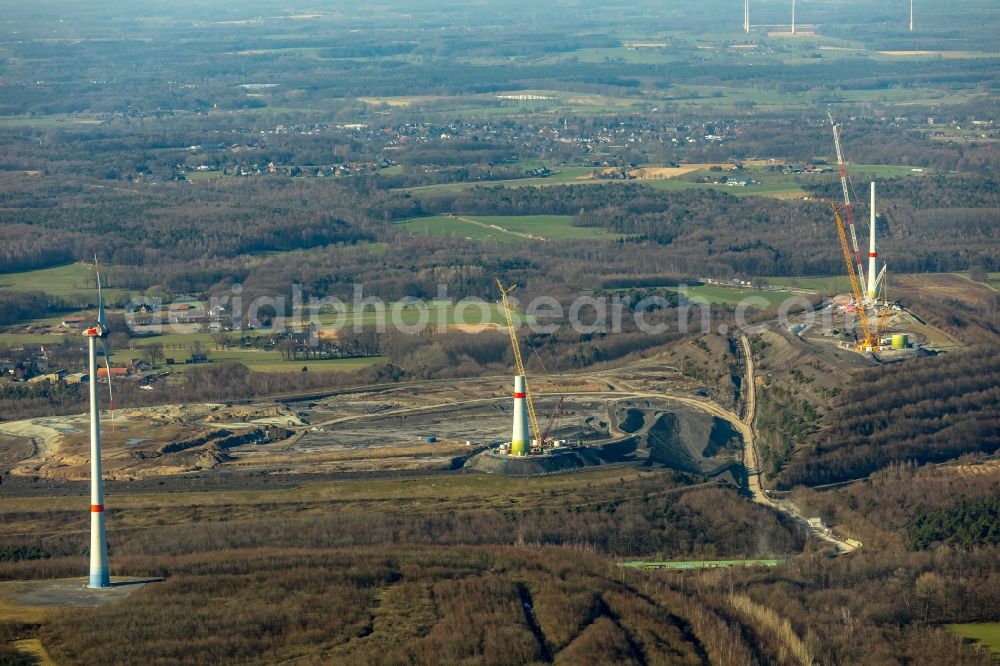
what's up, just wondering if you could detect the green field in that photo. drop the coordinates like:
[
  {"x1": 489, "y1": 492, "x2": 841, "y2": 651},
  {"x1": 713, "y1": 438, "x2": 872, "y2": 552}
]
[
  {"x1": 404, "y1": 163, "x2": 930, "y2": 197},
  {"x1": 0, "y1": 327, "x2": 384, "y2": 373},
  {"x1": 399, "y1": 214, "x2": 620, "y2": 242},
  {"x1": 848, "y1": 164, "x2": 935, "y2": 178},
  {"x1": 669, "y1": 285, "x2": 801, "y2": 309},
  {"x1": 1, "y1": 294, "x2": 523, "y2": 373},
  {"x1": 0, "y1": 114, "x2": 103, "y2": 127},
  {"x1": 0, "y1": 263, "x2": 137, "y2": 308},
  {"x1": 168, "y1": 350, "x2": 385, "y2": 372},
  {"x1": 0, "y1": 262, "x2": 133, "y2": 301},
  {"x1": 651, "y1": 164, "x2": 929, "y2": 197},
  {"x1": 645, "y1": 172, "x2": 811, "y2": 197},
  {"x1": 765, "y1": 275, "x2": 854, "y2": 293},
  {"x1": 0, "y1": 247, "x2": 387, "y2": 313},
  {"x1": 127, "y1": 350, "x2": 384, "y2": 374},
  {"x1": 2, "y1": 329, "x2": 222, "y2": 350},
  {"x1": 509, "y1": 164, "x2": 596, "y2": 181},
  {"x1": 380, "y1": 79, "x2": 988, "y2": 119},
  {"x1": 388, "y1": 89, "x2": 647, "y2": 119},
  {"x1": 529, "y1": 44, "x2": 678, "y2": 66},
  {"x1": 312, "y1": 301, "x2": 518, "y2": 327},
  {"x1": 183, "y1": 170, "x2": 225, "y2": 181},
  {"x1": 404, "y1": 167, "x2": 600, "y2": 192},
  {"x1": 947, "y1": 623, "x2": 1000, "y2": 656},
  {"x1": 0, "y1": 332, "x2": 64, "y2": 346}
]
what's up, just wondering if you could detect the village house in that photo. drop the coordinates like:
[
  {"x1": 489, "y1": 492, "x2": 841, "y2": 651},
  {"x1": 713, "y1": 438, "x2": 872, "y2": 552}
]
[{"x1": 27, "y1": 370, "x2": 67, "y2": 384}]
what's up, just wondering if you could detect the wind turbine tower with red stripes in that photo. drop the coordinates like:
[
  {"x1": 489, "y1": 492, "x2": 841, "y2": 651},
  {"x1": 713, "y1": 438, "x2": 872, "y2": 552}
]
[
  {"x1": 510, "y1": 375, "x2": 531, "y2": 456},
  {"x1": 84, "y1": 256, "x2": 114, "y2": 588}
]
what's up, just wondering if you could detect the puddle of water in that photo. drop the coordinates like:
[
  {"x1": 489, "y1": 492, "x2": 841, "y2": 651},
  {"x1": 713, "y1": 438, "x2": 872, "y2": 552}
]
[{"x1": 126, "y1": 438, "x2": 143, "y2": 446}]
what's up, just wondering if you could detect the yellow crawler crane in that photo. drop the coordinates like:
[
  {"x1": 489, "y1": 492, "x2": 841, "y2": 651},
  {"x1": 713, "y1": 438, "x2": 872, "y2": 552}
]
[
  {"x1": 496, "y1": 278, "x2": 542, "y2": 448},
  {"x1": 828, "y1": 202, "x2": 877, "y2": 351}
]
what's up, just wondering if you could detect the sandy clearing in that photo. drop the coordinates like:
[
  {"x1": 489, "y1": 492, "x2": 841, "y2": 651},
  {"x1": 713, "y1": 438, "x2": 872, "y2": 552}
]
[
  {"x1": 893, "y1": 273, "x2": 996, "y2": 309},
  {"x1": 357, "y1": 96, "x2": 439, "y2": 107},
  {"x1": 0, "y1": 418, "x2": 70, "y2": 463},
  {"x1": 769, "y1": 192, "x2": 811, "y2": 200},
  {"x1": 580, "y1": 165, "x2": 707, "y2": 181},
  {"x1": 629, "y1": 166, "x2": 701, "y2": 179},
  {"x1": 684, "y1": 163, "x2": 737, "y2": 170},
  {"x1": 1, "y1": 403, "x2": 232, "y2": 479},
  {"x1": 877, "y1": 50, "x2": 984, "y2": 58},
  {"x1": 451, "y1": 323, "x2": 505, "y2": 333}
]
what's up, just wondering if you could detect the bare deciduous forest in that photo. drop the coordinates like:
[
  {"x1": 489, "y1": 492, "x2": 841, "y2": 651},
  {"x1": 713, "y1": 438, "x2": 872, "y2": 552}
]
[{"x1": 1, "y1": 0, "x2": 998, "y2": 662}]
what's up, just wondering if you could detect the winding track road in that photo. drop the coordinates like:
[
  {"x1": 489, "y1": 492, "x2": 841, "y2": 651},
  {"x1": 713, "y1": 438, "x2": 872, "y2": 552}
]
[{"x1": 738, "y1": 334, "x2": 859, "y2": 554}]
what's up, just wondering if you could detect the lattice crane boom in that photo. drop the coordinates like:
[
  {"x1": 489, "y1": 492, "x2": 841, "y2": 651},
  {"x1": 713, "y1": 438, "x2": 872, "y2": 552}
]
[
  {"x1": 829, "y1": 112, "x2": 867, "y2": 288},
  {"x1": 829, "y1": 202, "x2": 875, "y2": 351},
  {"x1": 541, "y1": 397, "x2": 564, "y2": 445},
  {"x1": 496, "y1": 278, "x2": 542, "y2": 446}
]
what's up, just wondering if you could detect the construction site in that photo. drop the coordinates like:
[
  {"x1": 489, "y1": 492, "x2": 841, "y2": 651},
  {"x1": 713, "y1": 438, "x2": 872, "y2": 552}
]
[
  {"x1": 808, "y1": 113, "x2": 923, "y2": 359},
  {"x1": 0, "y1": 267, "x2": 745, "y2": 485},
  {"x1": 0, "y1": 357, "x2": 748, "y2": 483},
  {"x1": 0, "y1": 117, "x2": 949, "y2": 488}
]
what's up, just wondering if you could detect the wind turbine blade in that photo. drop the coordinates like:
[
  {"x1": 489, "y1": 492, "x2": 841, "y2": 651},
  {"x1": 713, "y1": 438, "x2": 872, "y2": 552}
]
[
  {"x1": 100, "y1": 337, "x2": 116, "y2": 432},
  {"x1": 94, "y1": 252, "x2": 106, "y2": 328}
]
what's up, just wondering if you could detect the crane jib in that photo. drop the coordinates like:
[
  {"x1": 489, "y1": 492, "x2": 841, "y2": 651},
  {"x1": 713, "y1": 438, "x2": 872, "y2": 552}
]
[
  {"x1": 497, "y1": 278, "x2": 542, "y2": 446},
  {"x1": 830, "y1": 203, "x2": 874, "y2": 350},
  {"x1": 831, "y1": 116, "x2": 867, "y2": 288}
]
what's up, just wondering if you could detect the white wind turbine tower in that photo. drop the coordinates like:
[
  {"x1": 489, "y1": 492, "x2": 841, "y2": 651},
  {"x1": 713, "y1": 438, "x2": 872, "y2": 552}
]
[
  {"x1": 744, "y1": 0, "x2": 750, "y2": 33},
  {"x1": 84, "y1": 255, "x2": 115, "y2": 588},
  {"x1": 909, "y1": 0, "x2": 914, "y2": 31},
  {"x1": 866, "y1": 182, "x2": 887, "y2": 304},
  {"x1": 791, "y1": 0, "x2": 796, "y2": 34}
]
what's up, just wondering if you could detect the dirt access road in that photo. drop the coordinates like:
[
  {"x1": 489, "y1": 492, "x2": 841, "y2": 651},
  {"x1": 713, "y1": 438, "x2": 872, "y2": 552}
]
[
  {"x1": 451, "y1": 214, "x2": 547, "y2": 241},
  {"x1": 739, "y1": 334, "x2": 859, "y2": 554}
]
